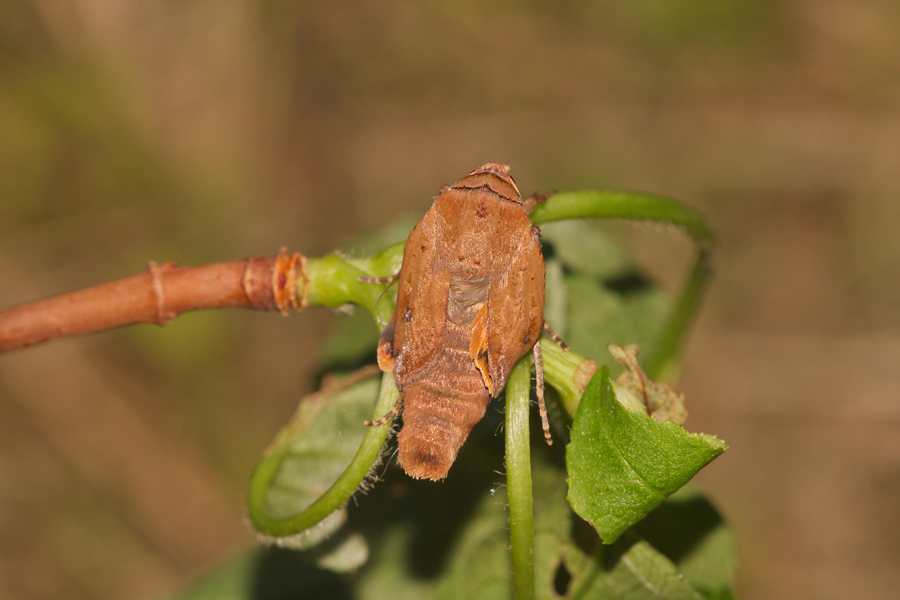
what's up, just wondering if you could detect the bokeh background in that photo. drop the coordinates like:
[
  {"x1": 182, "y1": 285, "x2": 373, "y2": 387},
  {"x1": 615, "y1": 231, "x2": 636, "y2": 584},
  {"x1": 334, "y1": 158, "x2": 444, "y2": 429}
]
[{"x1": 2, "y1": 2, "x2": 900, "y2": 599}]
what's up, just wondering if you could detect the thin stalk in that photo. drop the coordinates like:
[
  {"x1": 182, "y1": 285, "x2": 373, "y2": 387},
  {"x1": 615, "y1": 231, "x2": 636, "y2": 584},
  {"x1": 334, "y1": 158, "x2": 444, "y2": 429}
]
[
  {"x1": 506, "y1": 360, "x2": 535, "y2": 600},
  {"x1": 305, "y1": 254, "x2": 396, "y2": 329},
  {"x1": 540, "y1": 341, "x2": 595, "y2": 417},
  {"x1": 529, "y1": 190, "x2": 715, "y2": 249},
  {"x1": 247, "y1": 250, "x2": 406, "y2": 538},
  {"x1": 530, "y1": 190, "x2": 715, "y2": 379},
  {"x1": 643, "y1": 248, "x2": 713, "y2": 379},
  {"x1": 347, "y1": 241, "x2": 405, "y2": 279}
]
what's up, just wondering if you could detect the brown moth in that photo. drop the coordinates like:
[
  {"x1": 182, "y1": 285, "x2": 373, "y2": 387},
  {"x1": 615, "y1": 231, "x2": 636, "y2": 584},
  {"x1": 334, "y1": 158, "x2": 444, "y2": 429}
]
[{"x1": 374, "y1": 163, "x2": 545, "y2": 480}]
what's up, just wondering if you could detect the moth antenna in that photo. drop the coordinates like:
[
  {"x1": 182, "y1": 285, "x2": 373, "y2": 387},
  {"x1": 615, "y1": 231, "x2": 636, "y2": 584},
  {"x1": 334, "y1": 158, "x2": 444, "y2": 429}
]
[
  {"x1": 533, "y1": 341, "x2": 552, "y2": 446},
  {"x1": 542, "y1": 322, "x2": 570, "y2": 351},
  {"x1": 359, "y1": 273, "x2": 400, "y2": 305},
  {"x1": 364, "y1": 394, "x2": 403, "y2": 427}
]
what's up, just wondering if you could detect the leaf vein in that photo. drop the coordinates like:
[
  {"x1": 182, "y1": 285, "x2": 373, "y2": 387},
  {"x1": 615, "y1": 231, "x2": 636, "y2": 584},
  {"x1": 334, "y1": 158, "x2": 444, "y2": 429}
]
[{"x1": 622, "y1": 554, "x2": 664, "y2": 597}]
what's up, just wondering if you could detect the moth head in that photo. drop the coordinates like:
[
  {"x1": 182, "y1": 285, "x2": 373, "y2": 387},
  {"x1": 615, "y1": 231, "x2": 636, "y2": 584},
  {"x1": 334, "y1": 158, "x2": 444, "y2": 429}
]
[
  {"x1": 470, "y1": 162, "x2": 510, "y2": 177},
  {"x1": 455, "y1": 162, "x2": 522, "y2": 204}
]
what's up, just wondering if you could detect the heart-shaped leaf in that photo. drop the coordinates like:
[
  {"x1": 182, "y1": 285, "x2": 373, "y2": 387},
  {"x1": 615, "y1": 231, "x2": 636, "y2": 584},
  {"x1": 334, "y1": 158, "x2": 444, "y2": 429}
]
[{"x1": 567, "y1": 367, "x2": 726, "y2": 544}]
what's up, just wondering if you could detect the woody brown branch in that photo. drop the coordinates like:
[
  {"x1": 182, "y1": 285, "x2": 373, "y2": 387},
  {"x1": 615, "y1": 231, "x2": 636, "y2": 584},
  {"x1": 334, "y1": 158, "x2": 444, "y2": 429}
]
[{"x1": 0, "y1": 248, "x2": 307, "y2": 353}]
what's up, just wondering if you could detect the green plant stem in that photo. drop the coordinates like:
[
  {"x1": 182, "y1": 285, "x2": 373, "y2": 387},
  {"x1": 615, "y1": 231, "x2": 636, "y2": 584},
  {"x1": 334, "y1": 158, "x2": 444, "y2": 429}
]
[
  {"x1": 304, "y1": 254, "x2": 397, "y2": 329},
  {"x1": 247, "y1": 247, "x2": 404, "y2": 537},
  {"x1": 347, "y1": 241, "x2": 405, "y2": 279},
  {"x1": 643, "y1": 248, "x2": 713, "y2": 379},
  {"x1": 529, "y1": 190, "x2": 715, "y2": 248},
  {"x1": 540, "y1": 341, "x2": 592, "y2": 417},
  {"x1": 247, "y1": 373, "x2": 399, "y2": 537},
  {"x1": 531, "y1": 190, "x2": 715, "y2": 379},
  {"x1": 506, "y1": 360, "x2": 535, "y2": 600}
]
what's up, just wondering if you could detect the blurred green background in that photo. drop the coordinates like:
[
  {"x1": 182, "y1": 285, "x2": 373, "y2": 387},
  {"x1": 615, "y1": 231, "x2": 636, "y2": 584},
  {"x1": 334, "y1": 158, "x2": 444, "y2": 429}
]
[{"x1": 2, "y1": 1, "x2": 899, "y2": 599}]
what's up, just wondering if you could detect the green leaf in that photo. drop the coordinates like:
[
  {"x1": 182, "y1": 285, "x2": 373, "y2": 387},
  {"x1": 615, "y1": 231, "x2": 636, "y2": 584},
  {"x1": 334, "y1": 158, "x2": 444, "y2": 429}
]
[
  {"x1": 433, "y1": 489, "x2": 514, "y2": 600},
  {"x1": 356, "y1": 527, "x2": 440, "y2": 600},
  {"x1": 175, "y1": 460, "x2": 730, "y2": 600},
  {"x1": 540, "y1": 220, "x2": 632, "y2": 279},
  {"x1": 634, "y1": 486, "x2": 738, "y2": 600},
  {"x1": 531, "y1": 455, "x2": 583, "y2": 600},
  {"x1": 246, "y1": 368, "x2": 399, "y2": 541},
  {"x1": 254, "y1": 376, "x2": 376, "y2": 521},
  {"x1": 566, "y1": 534, "x2": 707, "y2": 600},
  {"x1": 566, "y1": 367, "x2": 727, "y2": 544},
  {"x1": 565, "y1": 274, "x2": 645, "y2": 363},
  {"x1": 533, "y1": 454, "x2": 713, "y2": 600},
  {"x1": 422, "y1": 456, "x2": 560, "y2": 600},
  {"x1": 540, "y1": 222, "x2": 670, "y2": 372},
  {"x1": 399, "y1": 453, "x2": 715, "y2": 600}
]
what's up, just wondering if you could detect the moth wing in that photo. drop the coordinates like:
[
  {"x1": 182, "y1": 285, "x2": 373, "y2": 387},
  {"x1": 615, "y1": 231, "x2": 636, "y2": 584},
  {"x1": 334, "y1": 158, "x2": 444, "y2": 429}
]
[
  {"x1": 389, "y1": 206, "x2": 453, "y2": 384},
  {"x1": 484, "y1": 209, "x2": 545, "y2": 396},
  {"x1": 469, "y1": 301, "x2": 493, "y2": 394}
]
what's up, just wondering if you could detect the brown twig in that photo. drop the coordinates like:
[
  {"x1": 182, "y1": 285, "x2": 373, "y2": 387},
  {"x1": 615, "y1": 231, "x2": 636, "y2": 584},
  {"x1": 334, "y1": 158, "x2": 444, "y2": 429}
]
[{"x1": 0, "y1": 248, "x2": 307, "y2": 353}]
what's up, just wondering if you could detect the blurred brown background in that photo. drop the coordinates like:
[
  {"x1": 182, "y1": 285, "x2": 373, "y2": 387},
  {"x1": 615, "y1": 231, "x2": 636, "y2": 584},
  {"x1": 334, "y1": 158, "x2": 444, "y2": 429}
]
[{"x1": 2, "y1": 1, "x2": 899, "y2": 599}]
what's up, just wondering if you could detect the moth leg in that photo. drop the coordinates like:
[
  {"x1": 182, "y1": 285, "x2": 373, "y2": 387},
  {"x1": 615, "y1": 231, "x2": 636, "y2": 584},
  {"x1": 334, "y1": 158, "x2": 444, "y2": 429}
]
[
  {"x1": 523, "y1": 189, "x2": 555, "y2": 214},
  {"x1": 542, "y1": 322, "x2": 570, "y2": 351},
  {"x1": 358, "y1": 274, "x2": 399, "y2": 284},
  {"x1": 533, "y1": 341, "x2": 552, "y2": 446},
  {"x1": 360, "y1": 273, "x2": 400, "y2": 308},
  {"x1": 364, "y1": 394, "x2": 403, "y2": 427}
]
